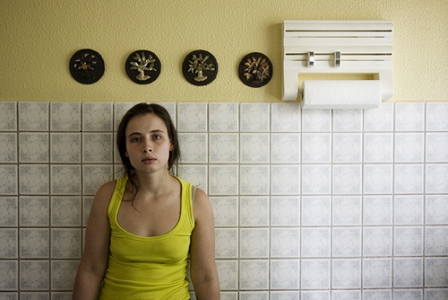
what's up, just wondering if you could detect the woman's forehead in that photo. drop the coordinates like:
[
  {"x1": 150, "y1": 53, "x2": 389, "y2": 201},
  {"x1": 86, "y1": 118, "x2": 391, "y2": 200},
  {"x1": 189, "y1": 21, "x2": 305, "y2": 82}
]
[{"x1": 126, "y1": 113, "x2": 167, "y2": 133}]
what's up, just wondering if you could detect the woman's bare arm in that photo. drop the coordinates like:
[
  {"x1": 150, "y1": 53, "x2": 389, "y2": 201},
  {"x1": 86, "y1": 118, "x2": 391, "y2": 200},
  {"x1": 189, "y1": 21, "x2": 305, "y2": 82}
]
[
  {"x1": 189, "y1": 188, "x2": 220, "y2": 300},
  {"x1": 72, "y1": 181, "x2": 115, "y2": 300}
]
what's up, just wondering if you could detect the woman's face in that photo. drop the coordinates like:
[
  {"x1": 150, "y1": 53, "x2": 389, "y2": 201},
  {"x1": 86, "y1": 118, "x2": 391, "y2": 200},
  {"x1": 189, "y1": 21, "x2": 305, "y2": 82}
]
[{"x1": 124, "y1": 113, "x2": 173, "y2": 174}]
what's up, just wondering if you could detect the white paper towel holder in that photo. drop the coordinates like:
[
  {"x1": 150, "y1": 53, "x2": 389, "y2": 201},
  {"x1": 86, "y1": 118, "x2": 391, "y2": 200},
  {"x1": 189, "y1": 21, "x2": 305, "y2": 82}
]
[{"x1": 283, "y1": 20, "x2": 393, "y2": 109}]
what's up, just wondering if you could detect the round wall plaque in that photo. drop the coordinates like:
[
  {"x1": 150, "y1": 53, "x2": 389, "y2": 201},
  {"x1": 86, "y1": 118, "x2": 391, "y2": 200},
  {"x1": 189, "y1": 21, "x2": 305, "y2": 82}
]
[
  {"x1": 69, "y1": 49, "x2": 105, "y2": 84},
  {"x1": 238, "y1": 52, "x2": 273, "y2": 88},
  {"x1": 182, "y1": 50, "x2": 218, "y2": 86},
  {"x1": 125, "y1": 50, "x2": 161, "y2": 84}
]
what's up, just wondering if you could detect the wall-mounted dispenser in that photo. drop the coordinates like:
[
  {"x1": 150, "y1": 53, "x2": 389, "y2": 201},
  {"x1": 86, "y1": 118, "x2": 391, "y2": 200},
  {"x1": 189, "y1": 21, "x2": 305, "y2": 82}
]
[{"x1": 283, "y1": 20, "x2": 393, "y2": 109}]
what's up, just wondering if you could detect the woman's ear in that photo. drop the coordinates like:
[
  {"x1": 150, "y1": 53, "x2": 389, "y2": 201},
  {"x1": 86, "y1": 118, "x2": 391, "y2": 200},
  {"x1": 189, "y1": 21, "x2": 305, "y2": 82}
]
[{"x1": 125, "y1": 152, "x2": 129, "y2": 157}]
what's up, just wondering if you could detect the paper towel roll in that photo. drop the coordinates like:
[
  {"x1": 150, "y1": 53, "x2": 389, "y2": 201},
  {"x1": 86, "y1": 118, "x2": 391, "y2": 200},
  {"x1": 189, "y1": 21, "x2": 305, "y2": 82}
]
[{"x1": 302, "y1": 80, "x2": 381, "y2": 109}]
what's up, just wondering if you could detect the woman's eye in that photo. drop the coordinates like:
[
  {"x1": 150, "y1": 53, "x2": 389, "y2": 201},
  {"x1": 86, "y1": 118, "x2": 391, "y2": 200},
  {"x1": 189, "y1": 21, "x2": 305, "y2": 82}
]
[
  {"x1": 153, "y1": 135, "x2": 161, "y2": 140},
  {"x1": 131, "y1": 137, "x2": 141, "y2": 142}
]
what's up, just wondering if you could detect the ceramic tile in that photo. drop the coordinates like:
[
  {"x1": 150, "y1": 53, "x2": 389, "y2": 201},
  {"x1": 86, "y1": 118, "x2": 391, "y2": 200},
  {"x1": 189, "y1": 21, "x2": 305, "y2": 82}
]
[
  {"x1": 393, "y1": 290, "x2": 423, "y2": 300},
  {"x1": 82, "y1": 133, "x2": 113, "y2": 163},
  {"x1": 18, "y1": 133, "x2": 49, "y2": 163},
  {"x1": 332, "y1": 227, "x2": 362, "y2": 257},
  {"x1": 394, "y1": 227, "x2": 423, "y2": 256},
  {"x1": 177, "y1": 165, "x2": 208, "y2": 192},
  {"x1": 363, "y1": 196, "x2": 393, "y2": 225},
  {"x1": 426, "y1": 195, "x2": 448, "y2": 225},
  {"x1": 270, "y1": 260, "x2": 299, "y2": 289},
  {"x1": 332, "y1": 165, "x2": 362, "y2": 195},
  {"x1": 425, "y1": 226, "x2": 448, "y2": 255},
  {"x1": 363, "y1": 227, "x2": 392, "y2": 257},
  {"x1": 19, "y1": 197, "x2": 49, "y2": 226},
  {"x1": 426, "y1": 164, "x2": 448, "y2": 193},
  {"x1": 424, "y1": 289, "x2": 448, "y2": 300},
  {"x1": 0, "y1": 197, "x2": 17, "y2": 226},
  {"x1": 332, "y1": 290, "x2": 361, "y2": 300},
  {"x1": 19, "y1": 165, "x2": 49, "y2": 195},
  {"x1": 51, "y1": 229, "x2": 82, "y2": 258},
  {"x1": 18, "y1": 102, "x2": 48, "y2": 131},
  {"x1": 240, "y1": 197, "x2": 269, "y2": 226},
  {"x1": 301, "y1": 133, "x2": 331, "y2": 163},
  {"x1": 363, "y1": 102, "x2": 394, "y2": 132},
  {"x1": 300, "y1": 291, "x2": 330, "y2": 300},
  {"x1": 0, "y1": 101, "x2": 17, "y2": 131},
  {"x1": 363, "y1": 133, "x2": 393, "y2": 162},
  {"x1": 177, "y1": 102, "x2": 207, "y2": 132},
  {"x1": 271, "y1": 103, "x2": 301, "y2": 132},
  {"x1": 362, "y1": 290, "x2": 392, "y2": 300},
  {"x1": 394, "y1": 102, "x2": 425, "y2": 131},
  {"x1": 332, "y1": 259, "x2": 361, "y2": 288},
  {"x1": 301, "y1": 109, "x2": 331, "y2": 132},
  {"x1": 20, "y1": 292, "x2": 50, "y2": 300},
  {"x1": 425, "y1": 258, "x2": 448, "y2": 287},
  {"x1": 83, "y1": 196, "x2": 94, "y2": 226},
  {"x1": 82, "y1": 102, "x2": 113, "y2": 131},
  {"x1": 50, "y1": 133, "x2": 81, "y2": 163},
  {"x1": 394, "y1": 195, "x2": 423, "y2": 225},
  {"x1": 0, "y1": 133, "x2": 17, "y2": 163},
  {"x1": 0, "y1": 165, "x2": 17, "y2": 195},
  {"x1": 51, "y1": 197, "x2": 81, "y2": 226},
  {"x1": 270, "y1": 165, "x2": 300, "y2": 195},
  {"x1": 394, "y1": 164, "x2": 424, "y2": 194},
  {"x1": 20, "y1": 260, "x2": 49, "y2": 290},
  {"x1": 156, "y1": 102, "x2": 177, "y2": 126},
  {"x1": 362, "y1": 258, "x2": 392, "y2": 288},
  {"x1": 270, "y1": 196, "x2": 300, "y2": 226},
  {"x1": 50, "y1": 102, "x2": 81, "y2": 131},
  {"x1": 216, "y1": 260, "x2": 238, "y2": 290},
  {"x1": 301, "y1": 196, "x2": 331, "y2": 226},
  {"x1": 113, "y1": 102, "x2": 139, "y2": 131},
  {"x1": 301, "y1": 228, "x2": 330, "y2": 257},
  {"x1": 210, "y1": 197, "x2": 238, "y2": 227},
  {"x1": 300, "y1": 259, "x2": 330, "y2": 289},
  {"x1": 270, "y1": 228, "x2": 300, "y2": 258},
  {"x1": 239, "y1": 103, "x2": 270, "y2": 132},
  {"x1": 426, "y1": 133, "x2": 448, "y2": 162},
  {"x1": 209, "y1": 103, "x2": 238, "y2": 132},
  {"x1": 239, "y1": 291, "x2": 268, "y2": 300},
  {"x1": 239, "y1": 165, "x2": 269, "y2": 195},
  {"x1": 51, "y1": 165, "x2": 82, "y2": 195},
  {"x1": 240, "y1": 228, "x2": 269, "y2": 258},
  {"x1": 333, "y1": 109, "x2": 363, "y2": 132},
  {"x1": 271, "y1": 133, "x2": 300, "y2": 163},
  {"x1": 426, "y1": 102, "x2": 448, "y2": 131},
  {"x1": 301, "y1": 165, "x2": 331, "y2": 194},
  {"x1": 0, "y1": 229, "x2": 17, "y2": 258},
  {"x1": 19, "y1": 229, "x2": 49, "y2": 258},
  {"x1": 239, "y1": 260, "x2": 269, "y2": 290},
  {"x1": 332, "y1": 196, "x2": 361, "y2": 225},
  {"x1": 0, "y1": 261, "x2": 18, "y2": 290},
  {"x1": 208, "y1": 165, "x2": 238, "y2": 195},
  {"x1": 215, "y1": 228, "x2": 238, "y2": 258},
  {"x1": 178, "y1": 133, "x2": 207, "y2": 163},
  {"x1": 51, "y1": 260, "x2": 79, "y2": 290},
  {"x1": 240, "y1": 133, "x2": 269, "y2": 163},
  {"x1": 270, "y1": 291, "x2": 300, "y2": 300},
  {"x1": 82, "y1": 165, "x2": 114, "y2": 195},
  {"x1": 395, "y1": 133, "x2": 424, "y2": 162},
  {"x1": 394, "y1": 258, "x2": 423, "y2": 288},
  {"x1": 333, "y1": 133, "x2": 362, "y2": 163},
  {"x1": 363, "y1": 164, "x2": 393, "y2": 194},
  {"x1": 209, "y1": 133, "x2": 238, "y2": 163}
]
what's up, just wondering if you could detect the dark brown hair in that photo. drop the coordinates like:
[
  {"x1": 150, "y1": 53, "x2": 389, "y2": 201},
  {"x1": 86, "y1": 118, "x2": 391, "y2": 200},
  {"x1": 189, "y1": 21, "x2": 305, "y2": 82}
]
[{"x1": 116, "y1": 103, "x2": 181, "y2": 197}]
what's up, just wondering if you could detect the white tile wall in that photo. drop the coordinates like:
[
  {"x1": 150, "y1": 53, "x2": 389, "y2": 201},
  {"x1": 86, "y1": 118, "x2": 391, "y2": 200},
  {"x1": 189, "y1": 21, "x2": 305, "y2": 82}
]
[{"x1": 1, "y1": 101, "x2": 448, "y2": 299}]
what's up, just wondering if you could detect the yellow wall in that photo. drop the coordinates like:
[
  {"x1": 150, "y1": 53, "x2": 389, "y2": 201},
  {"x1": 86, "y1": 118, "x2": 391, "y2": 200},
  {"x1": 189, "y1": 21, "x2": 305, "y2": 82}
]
[{"x1": 1, "y1": 0, "x2": 447, "y2": 102}]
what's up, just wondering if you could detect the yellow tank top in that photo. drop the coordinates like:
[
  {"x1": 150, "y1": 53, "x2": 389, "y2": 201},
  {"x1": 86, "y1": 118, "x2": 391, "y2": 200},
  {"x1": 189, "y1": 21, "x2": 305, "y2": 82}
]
[{"x1": 99, "y1": 176, "x2": 195, "y2": 300}]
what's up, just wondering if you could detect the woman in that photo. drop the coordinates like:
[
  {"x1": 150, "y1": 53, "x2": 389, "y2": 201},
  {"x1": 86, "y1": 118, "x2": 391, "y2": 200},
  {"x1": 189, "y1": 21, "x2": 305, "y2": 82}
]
[{"x1": 73, "y1": 103, "x2": 220, "y2": 299}]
